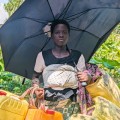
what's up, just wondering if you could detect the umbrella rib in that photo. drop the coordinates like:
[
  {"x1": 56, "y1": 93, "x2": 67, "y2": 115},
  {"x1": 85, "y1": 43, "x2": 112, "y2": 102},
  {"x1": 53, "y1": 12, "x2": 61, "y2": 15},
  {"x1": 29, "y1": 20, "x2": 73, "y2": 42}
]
[
  {"x1": 5, "y1": 31, "x2": 46, "y2": 69},
  {"x1": 46, "y1": 0, "x2": 55, "y2": 20},
  {"x1": 66, "y1": 10, "x2": 90, "y2": 22},
  {"x1": 58, "y1": 0, "x2": 72, "y2": 19},
  {"x1": 70, "y1": 26, "x2": 99, "y2": 38},
  {"x1": 7, "y1": 17, "x2": 49, "y2": 24},
  {"x1": 24, "y1": 32, "x2": 47, "y2": 40},
  {"x1": 41, "y1": 37, "x2": 51, "y2": 51},
  {"x1": 62, "y1": 0, "x2": 73, "y2": 19},
  {"x1": 22, "y1": 17, "x2": 49, "y2": 23},
  {"x1": 65, "y1": 7, "x2": 120, "y2": 21},
  {"x1": 82, "y1": 11, "x2": 102, "y2": 32}
]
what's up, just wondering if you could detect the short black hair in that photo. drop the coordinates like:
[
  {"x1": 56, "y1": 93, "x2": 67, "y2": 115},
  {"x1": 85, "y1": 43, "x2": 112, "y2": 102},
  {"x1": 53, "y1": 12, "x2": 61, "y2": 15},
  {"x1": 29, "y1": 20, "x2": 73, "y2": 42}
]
[{"x1": 51, "y1": 19, "x2": 70, "y2": 34}]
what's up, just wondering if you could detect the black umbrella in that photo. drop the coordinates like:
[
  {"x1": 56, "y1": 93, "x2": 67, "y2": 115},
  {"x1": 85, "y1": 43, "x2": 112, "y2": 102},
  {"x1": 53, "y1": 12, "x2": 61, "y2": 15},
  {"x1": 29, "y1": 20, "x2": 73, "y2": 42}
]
[{"x1": 0, "y1": 0, "x2": 120, "y2": 79}]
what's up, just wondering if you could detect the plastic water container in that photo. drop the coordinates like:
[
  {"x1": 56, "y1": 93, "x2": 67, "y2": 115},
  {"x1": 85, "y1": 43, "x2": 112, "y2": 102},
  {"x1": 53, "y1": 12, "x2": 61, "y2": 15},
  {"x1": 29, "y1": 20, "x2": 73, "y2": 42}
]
[{"x1": 0, "y1": 90, "x2": 29, "y2": 120}]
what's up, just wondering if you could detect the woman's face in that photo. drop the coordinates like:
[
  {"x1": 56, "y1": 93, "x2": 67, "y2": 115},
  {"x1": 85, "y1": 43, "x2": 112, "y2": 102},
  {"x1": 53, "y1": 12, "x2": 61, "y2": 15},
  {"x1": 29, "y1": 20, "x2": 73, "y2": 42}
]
[{"x1": 52, "y1": 24, "x2": 69, "y2": 47}]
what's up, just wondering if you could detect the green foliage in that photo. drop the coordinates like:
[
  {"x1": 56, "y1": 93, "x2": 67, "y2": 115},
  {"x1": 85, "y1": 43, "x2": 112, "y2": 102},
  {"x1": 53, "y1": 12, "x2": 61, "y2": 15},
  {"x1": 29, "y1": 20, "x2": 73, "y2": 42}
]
[
  {"x1": 90, "y1": 31, "x2": 120, "y2": 81},
  {"x1": 0, "y1": 71, "x2": 31, "y2": 94},
  {"x1": 0, "y1": 47, "x2": 31, "y2": 94},
  {"x1": 4, "y1": 0, "x2": 24, "y2": 16},
  {"x1": 114, "y1": 24, "x2": 120, "y2": 34}
]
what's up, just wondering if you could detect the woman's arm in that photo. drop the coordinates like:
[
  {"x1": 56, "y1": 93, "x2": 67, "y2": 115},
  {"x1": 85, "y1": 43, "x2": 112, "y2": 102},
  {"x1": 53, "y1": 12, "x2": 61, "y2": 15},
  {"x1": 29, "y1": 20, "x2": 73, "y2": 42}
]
[
  {"x1": 32, "y1": 52, "x2": 45, "y2": 87},
  {"x1": 31, "y1": 52, "x2": 45, "y2": 99}
]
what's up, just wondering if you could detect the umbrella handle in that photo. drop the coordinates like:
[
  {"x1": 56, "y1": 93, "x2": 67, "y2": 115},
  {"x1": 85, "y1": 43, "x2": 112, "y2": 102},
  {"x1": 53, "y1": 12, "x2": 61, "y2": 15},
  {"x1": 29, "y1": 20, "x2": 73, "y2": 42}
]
[
  {"x1": 22, "y1": 70, "x2": 28, "y2": 85},
  {"x1": 81, "y1": 82, "x2": 87, "y2": 86},
  {"x1": 22, "y1": 77, "x2": 26, "y2": 85}
]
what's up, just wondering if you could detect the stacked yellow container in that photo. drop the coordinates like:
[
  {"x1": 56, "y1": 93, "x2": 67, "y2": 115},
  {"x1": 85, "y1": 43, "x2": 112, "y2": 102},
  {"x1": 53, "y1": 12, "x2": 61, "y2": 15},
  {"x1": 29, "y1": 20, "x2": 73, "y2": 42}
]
[{"x1": 0, "y1": 90, "x2": 29, "y2": 120}]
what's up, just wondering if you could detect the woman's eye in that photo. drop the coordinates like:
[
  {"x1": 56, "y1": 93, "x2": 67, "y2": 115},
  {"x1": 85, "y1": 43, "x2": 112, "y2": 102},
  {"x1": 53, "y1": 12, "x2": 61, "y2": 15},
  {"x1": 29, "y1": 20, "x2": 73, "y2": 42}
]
[
  {"x1": 54, "y1": 31, "x2": 68, "y2": 35},
  {"x1": 55, "y1": 31, "x2": 59, "y2": 34},
  {"x1": 63, "y1": 31, "x2": 67, "y2": 34}
]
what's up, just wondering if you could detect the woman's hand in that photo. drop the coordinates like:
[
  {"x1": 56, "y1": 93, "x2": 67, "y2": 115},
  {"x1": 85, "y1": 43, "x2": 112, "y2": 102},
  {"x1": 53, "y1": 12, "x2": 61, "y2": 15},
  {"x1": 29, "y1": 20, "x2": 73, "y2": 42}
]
[
  {"x1": 76, "y1": 70, "x2": 92, "y2": 84},
  {"x1": 32, "y1": 78, "x2": 40, "y2": 87},
  {"x1": 31, "y1": 78, "x2": 44, "y2": 99},
  {"x1": 34, "y1": 88, "x2": 44, "y2": 99}
]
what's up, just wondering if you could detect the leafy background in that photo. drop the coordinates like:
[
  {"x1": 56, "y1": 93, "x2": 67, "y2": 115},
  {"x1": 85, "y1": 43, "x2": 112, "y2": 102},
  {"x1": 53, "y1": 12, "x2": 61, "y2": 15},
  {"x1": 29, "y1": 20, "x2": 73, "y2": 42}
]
[{"x1": 0, "y1": 0, "x2": 120, "y2": 94}]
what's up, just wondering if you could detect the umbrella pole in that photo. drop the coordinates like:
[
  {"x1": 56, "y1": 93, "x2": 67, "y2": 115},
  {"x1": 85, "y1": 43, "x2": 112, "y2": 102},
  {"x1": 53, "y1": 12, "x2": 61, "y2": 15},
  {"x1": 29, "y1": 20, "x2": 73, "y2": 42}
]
[
  {"x1": 77, "y1": 71, "x2": 87, "y2": 115},
  {"x1": 80, "y1": 84, "x2": 87, "y2": 115},
  {"x1": 66, "y1": 45, "x2": 87, "y2": 114}
]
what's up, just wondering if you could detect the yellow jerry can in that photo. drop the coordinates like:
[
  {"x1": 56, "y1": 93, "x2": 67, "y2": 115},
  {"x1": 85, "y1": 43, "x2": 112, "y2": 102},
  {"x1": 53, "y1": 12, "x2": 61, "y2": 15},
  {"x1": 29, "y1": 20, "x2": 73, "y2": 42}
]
[{"x1": 0, "y1": 90, "x2": 29, "y2": 120}]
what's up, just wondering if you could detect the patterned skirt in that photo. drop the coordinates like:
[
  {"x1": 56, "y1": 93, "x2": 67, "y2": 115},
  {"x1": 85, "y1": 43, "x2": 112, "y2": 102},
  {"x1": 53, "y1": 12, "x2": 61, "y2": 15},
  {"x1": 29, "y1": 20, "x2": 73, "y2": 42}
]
[{"x1": 45, "y1": 99, "x2": 80, "y2": 120}]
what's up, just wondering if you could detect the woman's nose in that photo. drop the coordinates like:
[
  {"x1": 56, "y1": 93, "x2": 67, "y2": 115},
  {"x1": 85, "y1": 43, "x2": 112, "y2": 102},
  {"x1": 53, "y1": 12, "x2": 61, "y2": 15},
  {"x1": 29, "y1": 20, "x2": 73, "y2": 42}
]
[{"x1": 59, "y1": 32, "x2": 64, "y2": 37}]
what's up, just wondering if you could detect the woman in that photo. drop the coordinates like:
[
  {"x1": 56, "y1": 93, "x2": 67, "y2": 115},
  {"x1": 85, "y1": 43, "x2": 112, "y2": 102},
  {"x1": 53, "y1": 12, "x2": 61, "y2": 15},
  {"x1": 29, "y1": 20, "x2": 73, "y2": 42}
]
[
  {"x1": 32, "y1": 19, "x2": 93, "y2": 119},
  {"x1": 28, "y1": 19, "x2": 120, "y2": 120}
]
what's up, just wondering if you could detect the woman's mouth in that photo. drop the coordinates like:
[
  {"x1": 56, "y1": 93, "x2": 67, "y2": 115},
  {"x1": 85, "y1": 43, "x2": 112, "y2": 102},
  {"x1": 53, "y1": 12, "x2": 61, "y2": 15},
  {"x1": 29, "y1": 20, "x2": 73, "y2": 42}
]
[{"x1": 59, "y1": 39, "x2": 64, "y2": 41}]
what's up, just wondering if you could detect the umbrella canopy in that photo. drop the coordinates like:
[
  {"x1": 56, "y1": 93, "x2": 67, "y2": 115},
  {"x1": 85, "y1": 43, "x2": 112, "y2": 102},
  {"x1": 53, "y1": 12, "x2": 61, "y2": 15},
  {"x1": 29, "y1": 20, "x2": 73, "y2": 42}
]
[{"x1": 0, "y1": 0, "x2": 120, "y2": 79}]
